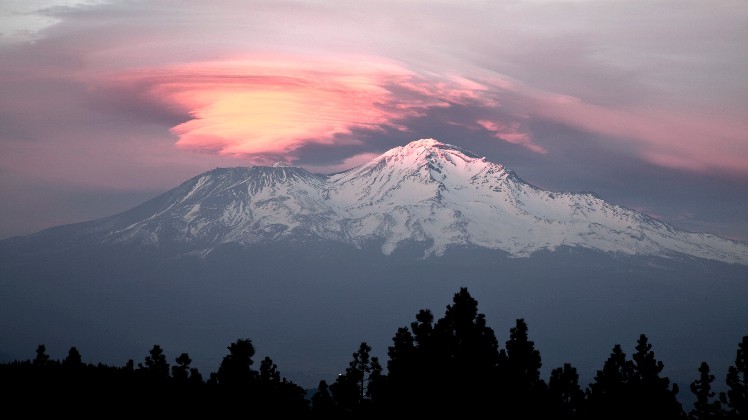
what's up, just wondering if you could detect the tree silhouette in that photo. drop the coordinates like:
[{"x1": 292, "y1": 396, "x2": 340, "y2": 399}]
[
  {"x1": 498, "y1": 318, "x2": 548, "y2": 417},
  {"x1": 3, "y1": 288, "x2": 745, "y2": 418},
  {"x1": 331, "y1": 341, "x2": 379, "y2": 414},
  {"x1": 311, "y1": 380, "x2": 338, "y2": 416},
  {"x1": 138, "y1": 344, "x2": 170, "y2": 383},
  {"x1": 586, "y1": 335, "x2": 684, "y2": 420},
  {"x1": 215, "y1": 338, "x2": 256, "y2": 387},
  {"x1": 631, "y1": 334, "x2": 683, "y2": 419},
  {"x1": 171, "y1": 353, "x2": 192, "y2": 383},
  {"x1": 689, "y1": 361, "x2": 724, "y2": 420},
  {"x1": 255, "y1": 355, "x2": 310, "y2": 416},
  {"x1": 259, "y1": 356, "x2": 281, "y2": 383},
  {"x1": 549, "y1": 363, "x2": 585, "y2": 419},
  {"x1": 33, "y1": 344, "x2": 50, "y2": 367},
  {"x1": 586, "y1": 343, "x2": 636, "y2": 419},
  {"x1": 62, "y1": 347, "x2": 83, "y2": 368},
  {"x1": 384, "y1": 326, "x2": 417, "y2": 412},
  {"x1": 383, "y1": 287, "x2": 500, "y2": 415},
  {"x1": 721, "y1": 336, "x2": 747, "y2": 419}
]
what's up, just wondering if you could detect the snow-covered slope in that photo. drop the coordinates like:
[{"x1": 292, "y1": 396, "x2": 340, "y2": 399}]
[{"x1": 30, "y1": 139, "x2": 748, "y2": 264}]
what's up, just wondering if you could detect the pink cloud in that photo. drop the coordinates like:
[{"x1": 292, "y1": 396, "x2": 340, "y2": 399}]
[
  {"x1": 114, "y1": 56, "x2": 506, "y2": 164},
  {"x1": 476, "y1": 119, "x2": 546, "y2": 154},
  {"x1": 525, "y1": 90, "x2": 748, "y2": 173}
]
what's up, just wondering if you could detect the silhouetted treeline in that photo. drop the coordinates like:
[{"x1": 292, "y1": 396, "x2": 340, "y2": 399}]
[{"x1": 1, "y1": 287, "x2": 745, "y2": 419}]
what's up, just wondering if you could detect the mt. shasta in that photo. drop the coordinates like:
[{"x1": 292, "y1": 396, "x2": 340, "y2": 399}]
[{"x1": 43, "y1": 138, "x2": 747, "y2": 265}]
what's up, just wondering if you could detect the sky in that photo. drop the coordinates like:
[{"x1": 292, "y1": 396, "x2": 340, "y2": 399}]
[{"x1": 1, "y1": 0, "x2": 747, "y2": 241}]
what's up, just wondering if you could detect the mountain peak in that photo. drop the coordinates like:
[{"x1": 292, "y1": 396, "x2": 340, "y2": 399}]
[
  {"x1": 397, "y1": 138, "x2": 476, "y2": 156},
  {"x1": 379, "y1": 138, "x2": 482, "y2": 164},
  {"x1": 403, "y1": 138, "x2": 445, "y2": 148},
  {"x1": 14, "y1": 138, "x2": 747, "y2": 265}
]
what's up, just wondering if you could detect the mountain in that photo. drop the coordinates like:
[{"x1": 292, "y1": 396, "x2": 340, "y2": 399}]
[
  {"x1": 1, "y1": 138, "x2": 747, "y2": 403},
  {"x1": 10, "y1": 138, "x2": 746, "y2": 264}
]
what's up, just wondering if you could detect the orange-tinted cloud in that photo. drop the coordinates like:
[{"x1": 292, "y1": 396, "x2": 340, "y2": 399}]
[{"x1": 120, "y1": 56, "x2": 516, "y2": 164}]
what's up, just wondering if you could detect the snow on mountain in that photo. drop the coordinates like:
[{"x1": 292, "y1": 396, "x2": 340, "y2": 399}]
[{"x1": 40, "y1": 139, "x2": 748, "y2": 265}]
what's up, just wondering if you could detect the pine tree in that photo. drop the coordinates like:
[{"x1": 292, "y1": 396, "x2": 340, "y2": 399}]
[
  {"x1": 171, "y1": 353, "x2": 192, "y2": 383},
  {"x1": 498, "y1": 318, "x2": 548, "y2": 417},
  {"x1": 367, "y1": 356, "x2": 383, "y2": 403},
  {"x1": 587, "y1": 335, "x2": 684, "y2": 420},
  {"x1": 259, "y1": 356, "x2": 280, "y2": 384},
  {"x1": 33, "y1": 344, "x2": 50, "y2": 367},
  {"x1": 548, "y1": 363, "x2": 585, "y2": 419},
  {"x1": 311, "y1": 380, "x2": 337, "y2": 416},
  {"x1": 331, "y1": 341, "x2": 378, "y2": 414},
  {"x1": 62, "y1": 347, "x2": 83, "y2": 368},
  {"x1": 138, "y1": 344, "x2": 170, "y2": 383},
  {"x1": 383, "y1": 287, "x2": 501, "y2": 416},
  {"x1": 689, "y1": 361, "x2": 724, "y2": 420},
  {"x1": 586, "y1": 343, "x2": 635, "y2": 419},
  {"x1": 215, "y1": 338, "x2": 256, "y2": 387},
  {"x1": 721, "y1": 336, "x2": 747, "y2": 419}
]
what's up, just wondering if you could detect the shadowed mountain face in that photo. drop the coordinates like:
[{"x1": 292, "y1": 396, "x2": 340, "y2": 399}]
[{"x1": 1, "y1": 139, "x2": 746, "y2": 402}]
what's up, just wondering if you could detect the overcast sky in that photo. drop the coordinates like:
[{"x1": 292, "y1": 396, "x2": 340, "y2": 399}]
[{"x1": 1, "y1": 0, "x2": 746, "y2": 241}]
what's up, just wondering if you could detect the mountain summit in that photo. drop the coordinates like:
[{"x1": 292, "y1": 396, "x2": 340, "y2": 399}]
[{"x1": 14, "y1": 139, "x2": 748, "y2": 264}]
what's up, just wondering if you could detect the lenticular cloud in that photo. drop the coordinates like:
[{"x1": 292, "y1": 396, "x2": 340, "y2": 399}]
[{"x1": 119, "y1": 56, "x2": 531, "y2": 163}]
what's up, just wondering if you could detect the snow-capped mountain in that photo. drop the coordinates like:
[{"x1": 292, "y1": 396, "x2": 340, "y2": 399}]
[
  {"x1": 22, "y1": 139, "x2": 748, "y2": 265},
  {"x1": 3, "y1": 139, "x2": 747, "y2": 396}
]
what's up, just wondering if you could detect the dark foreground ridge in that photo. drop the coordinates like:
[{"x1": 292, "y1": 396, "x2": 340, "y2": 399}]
[{"x1": 1, "y1": 288, "x2": 745, "y2": 419}]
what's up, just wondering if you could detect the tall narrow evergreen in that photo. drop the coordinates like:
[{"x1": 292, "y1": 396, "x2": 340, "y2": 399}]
[
  {"x1": 498, "y1": 318, "x2": 548, "y2": 417},
  {"x1": 331, "y1": 341, "x2": 378, "y2": 414},
  {"x1": 689, "y1": 361, "x2": 724, "y2": 420},
  {"x1": 721, "y1": 336, "x2": 748, "y2": 419},
  {"x1": 586, "y1": 343, "x2": 635, "y2": 419},
  {"x1": 631, "y1": 334, "x2": 683, "y2": 419}
]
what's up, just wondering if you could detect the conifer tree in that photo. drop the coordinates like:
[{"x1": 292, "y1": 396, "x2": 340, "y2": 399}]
[
  {"x1": 498, "y1": 318, "x2": 548, "y2": 417},
  {"x1": 631, "y1": 334, "x2": 683, "y2": 419},
  {"x1": 383, "y1": 287, "x2": 500, "y2": 416},
  {"x1": 586, "y1": 343, "x2": 635, "y2": 419},
  {"x1": 33, "y1": 344, "x2": 50, "y2": 367},
  {"x1": 138, "y1": 344, "x2": 170, "y2": 382},
  {"x1": 384, "y1": 326, "x2": 417, "y2": 411},
  {"x1": 721, "y1": 336, "x2": 747, "y2": 419},
  {"x1": 587, "y1": 335, "x2": 684, "y2": 420},
  {"x1": 549, "y1": 363, "x2": 585, "y2": 419},
  {"x1": 331, "y1": 341, "x2": 378, "y2": 414},
  {"x1": 311, "y1": 380, "x2": 337, "y2": 416},
  {"x1": 259, "y1": 356, "x2": 281, "y2": 384},
  {"x1": 689, "y1": 361, "x2": 724, "y2": 420},
  {"x1": 215, "y1": 338, "x2": 256, "y2": 387},
  {"x1": 171, "y1": 353, "x2": 192, "y2": 383},
  {"x1": 62, "y1": 347, "x2": 83, "y2": 368}
]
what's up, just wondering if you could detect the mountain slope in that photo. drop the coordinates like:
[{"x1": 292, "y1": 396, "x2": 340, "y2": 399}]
[{"x1": 7, "y1": 138, "x2": 748, "y2": 265}]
